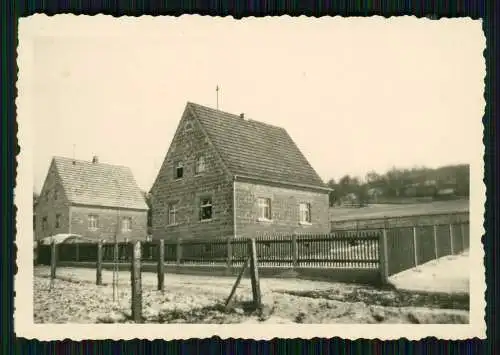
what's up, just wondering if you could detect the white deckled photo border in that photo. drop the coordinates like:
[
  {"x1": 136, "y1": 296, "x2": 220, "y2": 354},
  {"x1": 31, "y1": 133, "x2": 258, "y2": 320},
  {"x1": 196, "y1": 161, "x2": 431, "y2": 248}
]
[{"x1": 15, "y1": 14, "x2": 486, "y2": 340}]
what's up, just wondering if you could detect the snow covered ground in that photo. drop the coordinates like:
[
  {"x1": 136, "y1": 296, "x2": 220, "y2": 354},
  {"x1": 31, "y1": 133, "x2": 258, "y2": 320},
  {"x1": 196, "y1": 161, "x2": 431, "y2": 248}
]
[
  {"x1": 34, "y1": 266, "x2": 469, "y2": 324},
  {"x1": 389, "y1": 251, "x2": 470, "y2": 294}
]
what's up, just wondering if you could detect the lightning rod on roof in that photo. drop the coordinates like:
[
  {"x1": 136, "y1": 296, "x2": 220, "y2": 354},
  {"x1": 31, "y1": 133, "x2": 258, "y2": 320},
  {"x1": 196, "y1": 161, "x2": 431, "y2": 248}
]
[
  {"x1": 216, "y1": 85, "x2": 220, "y2": 110},
  {"x1": 72, "y1": 144, "x2": 76, "y2": 165}
]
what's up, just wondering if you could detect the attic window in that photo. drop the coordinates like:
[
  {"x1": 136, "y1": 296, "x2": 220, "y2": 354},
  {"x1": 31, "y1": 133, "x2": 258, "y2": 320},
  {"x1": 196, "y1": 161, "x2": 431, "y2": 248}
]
[
  {"x1": 174, "y1": 162, "x2": 184, "y2": 179},
  {"x1": 54, "y1": 189, "x2": 59, "y2": 200},
  {"x1": 184, "y1": 121, "x2": 193, "y2": 131},
  {"x1": 195, "y1": 156, "x2": 206, "y2": 174}
]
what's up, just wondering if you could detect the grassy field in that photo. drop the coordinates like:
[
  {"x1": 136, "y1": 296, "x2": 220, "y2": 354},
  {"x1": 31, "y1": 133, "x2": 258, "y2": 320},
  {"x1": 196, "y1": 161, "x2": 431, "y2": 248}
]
[
  {"x1": 34, "y1": 266, "x2": 469, "y2": 324},
  {"x1": 330, "y1": 199, "x2": 469, "y2": 230}
]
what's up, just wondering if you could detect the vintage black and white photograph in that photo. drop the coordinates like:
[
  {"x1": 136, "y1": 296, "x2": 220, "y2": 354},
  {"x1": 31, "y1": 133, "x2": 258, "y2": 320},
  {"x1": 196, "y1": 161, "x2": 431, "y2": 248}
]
[{"x1": 16, "y1": 15, "x2": 485, "y2": 340}]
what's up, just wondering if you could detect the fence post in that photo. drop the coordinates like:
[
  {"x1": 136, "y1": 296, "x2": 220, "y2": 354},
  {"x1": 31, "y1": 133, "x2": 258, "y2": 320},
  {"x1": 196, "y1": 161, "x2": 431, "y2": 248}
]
[
  {"x1": 34, "y1": 240, "x2": 39, "y2": 265},
  {"x1": 130, "y1": 241, "x2": 143, "y2": 323},
  {"x1": 226, "y1": 237, "x2": 233, "y2": 270},
  {"x1": 96, "y1": 240, "x2": 103, "y2": 285},
  {"x1": 176, "y1": 238, "x2": 183, "y2": 266},
  {"x1": 114, "y1": 241, "x2": 119, "y2": 265},
  {"x1": 433, "y1": 225, "x2": 438, "y2": 260},
  {"x1": 75, "y1": 243, "x2": 80, "y2": 262},
  {"x1": 449, "y1": 224, "x2": 455, "y2": 255},
  {"x1": 291, "y1": 234, "x2": 298, "y2": 267},
  {"x1": 157, "y1": 239, "x2": 165, "y2": 292},
  {"x1": 460, "y1": 223, "x2": 465, "y2": 253},
  {"x1": 50, "y1": 240, "x2": 57, "y2": 285},
  {"x1": 412, "y1": 226, "x2": 418, "y2": 267},
  {"x1": 379, "y1": 228, "x2": 389, "y2": 284},
  {"x1": 248, "y1": 238, "x2": 262, "y2": 310}
]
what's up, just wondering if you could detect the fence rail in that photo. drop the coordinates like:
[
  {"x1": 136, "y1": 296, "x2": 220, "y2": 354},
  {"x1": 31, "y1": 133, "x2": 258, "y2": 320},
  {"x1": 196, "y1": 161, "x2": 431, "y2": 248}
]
[{"x1": 36, "y1": 221, "x2": 470, "y2": 283}]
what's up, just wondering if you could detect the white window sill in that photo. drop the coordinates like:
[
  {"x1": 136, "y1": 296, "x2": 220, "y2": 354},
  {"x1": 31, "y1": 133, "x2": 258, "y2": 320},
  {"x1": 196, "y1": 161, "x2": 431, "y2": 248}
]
[
  {"x1": 257, "y1": 217, "x2": 273, "y2": 223},
  {"x1": 299, "y1": 221, "x2": 312, "y2": 226},
  {"x1": 166, "y1": 223, "x2": 179, "y2": 227},
  {"x1": 199, "y1": 219, "x2": 213, "y2": 223},
  {"x1": 174, "y1": 178, "x2": 183, "y2": 182}
]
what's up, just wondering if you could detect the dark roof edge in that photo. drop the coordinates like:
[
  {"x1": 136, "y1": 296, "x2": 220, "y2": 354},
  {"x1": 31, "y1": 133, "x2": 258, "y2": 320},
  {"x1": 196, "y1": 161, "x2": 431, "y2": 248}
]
[
  {"x1": 69, "y1": 202, "x2": 149, "y2": 211},
  {"x1": 233, "y1": 174, "x2": 332, "y2": 193}
]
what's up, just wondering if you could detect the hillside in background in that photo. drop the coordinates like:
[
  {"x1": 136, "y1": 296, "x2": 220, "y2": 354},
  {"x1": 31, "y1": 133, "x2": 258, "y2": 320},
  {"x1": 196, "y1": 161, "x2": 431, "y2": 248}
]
[{"x1": 327, "y1": 164, "x2": 470, "y2": 206}]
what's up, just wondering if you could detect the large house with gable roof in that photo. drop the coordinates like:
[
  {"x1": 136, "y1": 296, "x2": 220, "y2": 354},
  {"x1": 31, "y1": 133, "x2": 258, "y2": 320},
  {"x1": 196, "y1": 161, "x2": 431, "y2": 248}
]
[
  {"x1": 34, "y1": 156, "x2": 149, "y2": 242},
  {"x1": 150, "y1": 102, "x2": 331, "y2": 241}
]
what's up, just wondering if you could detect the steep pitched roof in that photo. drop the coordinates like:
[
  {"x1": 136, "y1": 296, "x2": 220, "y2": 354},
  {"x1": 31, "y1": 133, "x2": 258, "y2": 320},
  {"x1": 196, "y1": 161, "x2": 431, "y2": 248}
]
[
  {"x1": 187, "y1": 102, "x2": 327, "y2": 189},
  {"x1": 52, "y1": 156, "x2": 148, "y2": 210}
]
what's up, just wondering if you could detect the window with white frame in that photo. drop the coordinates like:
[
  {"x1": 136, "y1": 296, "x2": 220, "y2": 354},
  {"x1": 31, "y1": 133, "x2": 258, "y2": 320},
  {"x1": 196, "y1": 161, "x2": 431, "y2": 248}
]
[
  {"x1": 258, "y1": 198, "x2": 272, "y2": 220},
  {"x1": 195, "y1": 155, "x2": 206, "y2": 174},
  {"x1": 122, "y1": 217, "x2": 132, "y2": 232},
  {"x1": 199, "y1": 197, "x2": 213, "y2": 221},
  {"x1": 88, "y1": 214, "x2": 99, "y2": 230},
  {"x1": 299, "y1": 203, "x2": 311, "y2": 224},
  {"x1": 167, "y1": 203, "x2": 177, "y2": 225},
  {"x1": 174, "y1": 162, "x2": 184, "y2": 179},
  {"x1": 55, "y1": 214, "x2": 61, "y2": 228}
]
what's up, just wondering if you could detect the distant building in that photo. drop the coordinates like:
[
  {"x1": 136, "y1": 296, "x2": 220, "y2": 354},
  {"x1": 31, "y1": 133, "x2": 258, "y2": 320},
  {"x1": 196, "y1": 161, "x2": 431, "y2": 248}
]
[
  {"x1": 34, "y1": 156, "x2": 148, "y2": 242},
  {"x1": 367, "y1": 187, "x2": 384, "y2": 203},
  {"x1": 150, "y1": 102, "x2": 331, "y2": 240},
  {"x1": 437, "y1": 187, "x2": 456, "y2": 196}
]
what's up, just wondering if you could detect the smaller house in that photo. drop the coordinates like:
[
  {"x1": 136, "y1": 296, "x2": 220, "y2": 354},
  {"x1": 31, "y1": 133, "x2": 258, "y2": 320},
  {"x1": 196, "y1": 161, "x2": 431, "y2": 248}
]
[{"x1": 35, "y1": 156, "x2": 148, "y2": 242}]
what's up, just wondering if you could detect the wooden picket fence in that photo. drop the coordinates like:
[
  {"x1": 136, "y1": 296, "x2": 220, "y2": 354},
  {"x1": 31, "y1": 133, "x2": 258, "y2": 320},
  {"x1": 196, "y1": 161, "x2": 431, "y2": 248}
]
[
  {"x1": 36, "y1": 221, "x2": 470, "y2": 282},
  {"x1": 37, "y1": 221, "x2": 470, "y2": 323}
]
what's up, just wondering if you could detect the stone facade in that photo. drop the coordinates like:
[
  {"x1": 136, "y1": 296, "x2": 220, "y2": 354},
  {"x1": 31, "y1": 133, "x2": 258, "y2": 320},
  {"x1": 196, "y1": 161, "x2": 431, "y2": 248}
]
[
  {"x1": 34, "y1": 160, "x2": 71, "y2": 240},
  {"x1": 234, "y1": 180, "x2": 330, "y2": 238},
  {"x1": 150, "y1": 111, "x2": 234, "y2": 241},
  {"x1": 70, "y1": 205, "x2": 147, "y2": 242}
]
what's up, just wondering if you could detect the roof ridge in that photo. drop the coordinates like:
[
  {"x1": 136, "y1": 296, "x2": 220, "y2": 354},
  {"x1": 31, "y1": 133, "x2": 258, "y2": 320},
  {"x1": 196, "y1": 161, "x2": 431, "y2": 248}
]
[
  {"x1": 187, "y1": 102, "x2": 285, "y2": 131},
  {"x1": 53, "y1": 156, "x2": 133, "y2": 170}
]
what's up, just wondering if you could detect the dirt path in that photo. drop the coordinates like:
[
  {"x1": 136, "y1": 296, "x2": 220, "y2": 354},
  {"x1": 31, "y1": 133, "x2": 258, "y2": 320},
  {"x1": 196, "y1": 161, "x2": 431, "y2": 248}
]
[{"x1": 34, "y1": 266, "x2": 469, "y2": 324}]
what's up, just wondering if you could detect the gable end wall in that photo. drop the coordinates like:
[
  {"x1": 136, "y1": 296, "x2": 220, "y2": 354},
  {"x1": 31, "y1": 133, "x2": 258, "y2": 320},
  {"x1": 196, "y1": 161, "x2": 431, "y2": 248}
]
[
  {"x1": 151, "y1": 110, "x2": 234, "y2": 241},
  {"x1": 34, "y1": 161, "x2": 71, "y2": 240}
]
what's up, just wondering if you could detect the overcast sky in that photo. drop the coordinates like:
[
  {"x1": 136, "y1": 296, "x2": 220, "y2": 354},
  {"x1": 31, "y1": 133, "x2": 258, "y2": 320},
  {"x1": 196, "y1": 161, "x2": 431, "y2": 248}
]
[{"x1": 23, "y1": 16, "x2": 485, "y2": 193}]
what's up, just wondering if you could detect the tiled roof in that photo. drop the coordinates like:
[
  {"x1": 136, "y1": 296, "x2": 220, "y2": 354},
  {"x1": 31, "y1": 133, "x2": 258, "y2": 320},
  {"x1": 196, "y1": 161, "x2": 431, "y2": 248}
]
[
  {"x1": 188, "y1": 102, "x2": 327, "y2": 189},
  {"x1": 53, "y1": 156, "x2": 148, "y2": 210}
]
